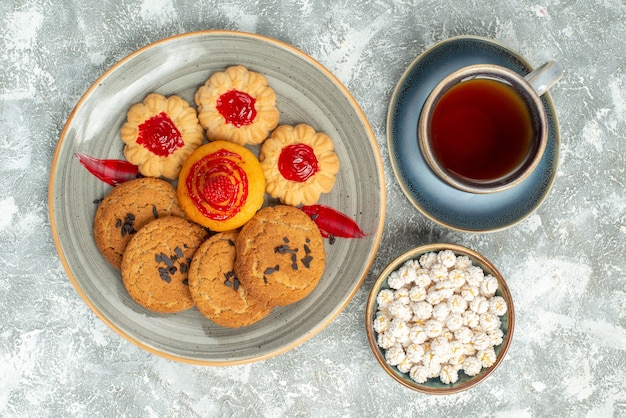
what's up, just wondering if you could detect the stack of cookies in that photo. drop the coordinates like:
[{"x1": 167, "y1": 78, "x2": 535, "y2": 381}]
[
  {"x1": 94, "y1": 178, "x2": 326, "y2": 327},
  {"x1": 92, "y1": 64, "x2": 339, "y2": 328}
]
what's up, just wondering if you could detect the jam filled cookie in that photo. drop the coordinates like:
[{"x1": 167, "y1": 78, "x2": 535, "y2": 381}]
[
  {"x1": 120, "y1": 93, "x2": 204, "y2": 179},
  {"x1": 234, "y1": 205, "x2": 326, "y2": 306},
  {"x1": 194, "y1": 65, "x2": 279, "y2": 146},
  {"x1": 260, "y1": 124, "x2": 340, "y2": 206},
  {"x1": 93, "y1": 177, "x2": 185, "y2": 270},
  {"x1": 188, "y1": 230, "x2": 273, "y2": 328},
  {"x1": 177, "y1": 141, "x2": 266, "y2": 232},
  {"x1": 121, "y1": 216, "x2": 209, "y2": 314}
]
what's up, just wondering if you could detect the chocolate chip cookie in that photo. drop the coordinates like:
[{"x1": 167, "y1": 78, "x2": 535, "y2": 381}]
[
  {"x1": 93, "y1": 177, "x2": 185, "y2": 269},
  {"x1": 188, "y1": 230, "x2": 273, "y2": 327},
  {"x1": 234, "y1": 205, "x2": 326, "y2": 306},
  {"x1": 121, "y1": 216, "x2": 208, "y2": 313}
]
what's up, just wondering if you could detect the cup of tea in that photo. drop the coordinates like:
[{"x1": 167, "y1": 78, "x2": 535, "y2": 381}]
[{"x1": 418, "y1": 61, "x2": 562, "y2": 194}]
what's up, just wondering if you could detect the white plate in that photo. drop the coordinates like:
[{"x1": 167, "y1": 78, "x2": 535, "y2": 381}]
[{"x1": 49, "y1": 30, "x2": 385, "y2": 365}]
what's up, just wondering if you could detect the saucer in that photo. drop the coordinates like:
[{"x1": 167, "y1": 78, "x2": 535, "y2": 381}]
[{"x1": 387, "y1": 36, "x2": 560, "y2": 232}]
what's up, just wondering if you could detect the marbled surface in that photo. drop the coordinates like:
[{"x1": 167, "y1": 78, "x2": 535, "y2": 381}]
[{"x1": 1, "y1": 0, "x2": 625, "y2": 416}]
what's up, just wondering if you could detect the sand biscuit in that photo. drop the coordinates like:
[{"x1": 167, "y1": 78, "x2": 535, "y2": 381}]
[
  {"x1": 188, "y1": 230, "x2": 273, "y2": 328},
  {"x1": 234, "y1": 205, "x2": 325, "y2": 306},
  {"x1": 121, "y1": 216, "x2": 208, "y2": 313},
  {"x1": 93, "y1": 177, "x2": 185, "y2": 270}
]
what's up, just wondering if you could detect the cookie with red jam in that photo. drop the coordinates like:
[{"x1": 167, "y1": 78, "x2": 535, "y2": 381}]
[
  {"x1": 120, "y1": 93, "x2": 204, "y2": 179},
  {"x1": 194, "y1": 65, "x2": 279, "y2": 146},
  {"x1": 259, "y1": 124, "x2": 340, "y2": 206},
  {"x1": 177, "y1": 141, "x2": 266, "y2": 232}
]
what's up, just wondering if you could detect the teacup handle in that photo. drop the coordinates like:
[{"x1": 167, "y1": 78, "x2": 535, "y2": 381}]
[{"x1": 524, "y1": 61, "x2": 563, "y2": 96}]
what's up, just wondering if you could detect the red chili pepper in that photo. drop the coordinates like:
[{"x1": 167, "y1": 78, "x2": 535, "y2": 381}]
[
  {"x1": 75, "y1": 153, "x2": 140, "y2": 186},
  {"x1": 300, "y1": 204, "x2": 366, "y2": 239}
]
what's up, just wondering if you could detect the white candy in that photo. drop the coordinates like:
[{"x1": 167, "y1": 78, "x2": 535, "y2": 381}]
[
  {"x1": 394, "y1": 287, "x2": 410, "y2": 305},
  {"x1": 478, "y1": 347, "x2": 497, "y2": 368},
  {"x1": 462, "y1": 356, "x2": 482, "y2": 376},
  {"x1": 433, "y1": 278, "x2": 454, "y2": 290},
  {"x1": 489, "y1": 296, "x2": 508, "y2": 316},
  {"x1": 430, "y1": 264, "x2": 448, "y2": 282},
  {"x1": 448, "y1": 269, "x2": 468, "y2": 289},
  {"x1": 447, "y1": 294, "x2": 468, "y2": 314},
  {"x1": 385, "y1": 344, "x2": 406, "y2": 366},
  {"x1": 405, "y1": 258, "x2": 421, "y2": 271},
  {"x1": 488, "y1": 328, "x2": 504, "y2": 346},
  {"x1": 454, "y1": 255, "x2": 473, "y2": 270},
  {"x1": 409, "y1": 365, "x2": 429, "y2": 384},
  {"x1": 427, "y1": 360, "x2": 443, "y2": 378},
  {"x1": 463, "y1": 343, "x2": 477, "y2": 357},
  {"x1": 469, "y1": 296, "x2": 490, "y2": 314},
  {"x1": 387, "y1": 271, "x2": 405, "y2": 289},
  {"x1": 406, "y1": 343, "x2": 425, "y2": 363},
  {"x1": 460, "y1": 284, "x2": 480, "y2": 301},
  {"x1": 375, "y1": 250, "x2": 506, "y2": 385},
  {"x1": 408, "y1": 286, "x2": 427, "y2": 302},
  {"x1": 424, "y1": 319, "x2": 444, "y2": 338},
  {"x1": 454, "y1": 326, "x2": 474, "y2": 344},
  {"x1": 377, "y1": 332, "x2": 395, "y2": 350},
  {"x1": 409, "y1": 325, "x2": 428, "y2": 345},
  {"x1": 446, "y1": 313, "x2": 464, "y2": 332},
  {"x1": 426, "y1": 289, "x2": 445, "y2": 305},
  {"x1": 411, "y1": 301, "x2": 433, "y2": 321},
  {"x1": 397, "y1": 357, "x2": 414, "y2": 374},
  {"x1": 419, "y1": 252, "x2": 437, "y2": 269},
  {"x1": 398, "y1": 265, "x2": 418, "y2": 285},
  {"x1": 463, "y1": 311, "x2": 480, "y2": 329},
  {"x1": 480, "y1": 312, "x2": 501, "y2": 332},
  {"x1": 387, "y1": 300, "x2": 412, "y2": 322},
  {"x1": 414, "y1": 269, "x2": 432, "y2": 288},
  {"x1": 466, "y1": 265, "x2": 484, "y2": 285},
  {"x1": 439, "y1": 287, "x2": 455, "y2": 300},
  {"x1": 431, "y1": 336, "x2": 451, "y2": 360},
  {"x1": 432, "y1": 302, "x2": 451, "y2": 321},
  {"x1": 376, "y1": 289, "x2": 395, "y2": 308},
  {"x1": 387, "y1": 318, "x2": 410, "y2": 341},
  {"x1": 439, "y1": 364, "x2": 459, "y2": 384},
  {"x1": 472, "y1": 331, "x2": 492, "y2": 351},
  {"x1": 481, "y1": 275, "x2": 499, "y2": 297},
  {"x1": 447, "y1": 340, "x2": 467, "y2": 367},
  {"x1": 373, "y1": 314, "x2": 390, "y2": 333},
  {"x1": 437, "y1": 249, "x2": 457, "y2": 268}
]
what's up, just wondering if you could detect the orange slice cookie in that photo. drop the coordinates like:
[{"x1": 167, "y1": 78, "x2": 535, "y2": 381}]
[
  {"x1": 188, "y1": 230, "x2": 273, "y2": 328},
  {"x1": 234, "y1": 205, "x2": 326, "y2": 306},
  {"x1": 260, "y1": 124, "x2": 340, "y2": 206},
  {"x1": 121, "y1": 216, "x2": 208, "y2": 314},
  {"x1": 120, "y1": 93, "x2": 204, "y2": 179},
  {"x1": 194, "y1": 65, "x2": 279, "y2": 146},
  {"x1": 93, "y1": 177, "x2": 185, "y2": 270},
  {"x1": 177, "y1": 141, "x2": 266, "y2": 231}
]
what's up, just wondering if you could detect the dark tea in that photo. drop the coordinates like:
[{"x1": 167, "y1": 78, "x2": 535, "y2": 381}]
[{"x1": 429, "y1": 78, "x2": 534, "y2": 182}]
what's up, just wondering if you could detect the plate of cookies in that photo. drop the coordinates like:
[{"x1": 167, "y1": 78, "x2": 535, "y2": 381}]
[{"x1": 49, "y1": 30, "x2": 385, "y2": 364}]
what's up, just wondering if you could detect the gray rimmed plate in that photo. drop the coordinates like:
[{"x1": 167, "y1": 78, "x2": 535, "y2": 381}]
[
  {"x1": 49, "y1": 30, "x2": 385, "y2": 365},
  {"x1": 387, "y1": 36, "x2": 560, "y2": 232}
]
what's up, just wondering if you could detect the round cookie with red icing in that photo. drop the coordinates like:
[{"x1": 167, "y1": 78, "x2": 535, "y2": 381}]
[
  {"x1": 177, "y1": 141, "x2": 266, "y2": 232},
  {"x1": 188, "y1": 230, "x2": 273, "y2": 328},
  {"x1": 120, "y1": 93, "x2": 204, "y2": 179},
  {"x1": 260, "y1": 124, "x2": 340, "y2": 206},
  {"x1": 194, "y1": 65, "x2": 280, "y2": 146}
]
